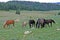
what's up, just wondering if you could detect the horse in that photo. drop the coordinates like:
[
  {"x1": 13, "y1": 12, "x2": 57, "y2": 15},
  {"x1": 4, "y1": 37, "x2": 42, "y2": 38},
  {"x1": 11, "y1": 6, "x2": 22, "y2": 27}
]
[
  {"x1": 36, "y1": 18, "x2": 45, "y2": 28},
  {"x1": 29, "y1": 20, "x2": 35, "y2": 28},
  {"x1": 3, "y1": 20, "x2": 15, "y2": 28},
  {"x1": 22, "y1": 21, "x2": 27, "y2": 27},
  {"x1": 44, "y1": 19, "x2": 55, "y2": 27}
]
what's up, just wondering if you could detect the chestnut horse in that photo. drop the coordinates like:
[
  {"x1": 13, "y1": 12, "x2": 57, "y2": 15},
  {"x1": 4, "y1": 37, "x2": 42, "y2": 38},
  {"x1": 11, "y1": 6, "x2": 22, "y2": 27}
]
[{"x1": 3, "y1": 20, "x2": 15, "y2": 28}]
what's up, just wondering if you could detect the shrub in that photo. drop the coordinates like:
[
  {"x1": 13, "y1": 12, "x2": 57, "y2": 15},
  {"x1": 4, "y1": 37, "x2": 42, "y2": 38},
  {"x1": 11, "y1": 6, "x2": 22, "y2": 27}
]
[
  {"x1": 16, "y1": 10, "x2": 20, "y2": 15},
  {"x1": 58, "y1": 12, "x2": 60, "y2": 15}
]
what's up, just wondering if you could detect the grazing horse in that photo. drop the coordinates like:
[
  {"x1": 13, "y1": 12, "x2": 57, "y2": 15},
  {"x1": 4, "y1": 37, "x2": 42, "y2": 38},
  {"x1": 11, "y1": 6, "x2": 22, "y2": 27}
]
[
  {"x1": 3, "y1": 20, "x2": 15, "y2": 28},
  {"x1": 36, "y1": 18, "x2": 45, "y2": 28},
  {"x1": 22, "y1": 21, "x2": 27, "y2": 27},
  {"x1": 44, "y1": 19, "x2": 55, "y2": 27},
  {"x1": 29, "y1": 20, "x2": 35, "y2": 28}
]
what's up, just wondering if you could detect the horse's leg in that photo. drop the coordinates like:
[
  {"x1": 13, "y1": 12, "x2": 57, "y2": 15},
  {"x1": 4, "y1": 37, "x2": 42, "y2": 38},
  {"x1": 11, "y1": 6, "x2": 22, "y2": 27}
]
[
  {"x1": 41, "y1": 23, "x2": 45, "y2": 28},
  {"x1": 8, "y1": 24, "x2": 10, "y2": 28},
  {"x1": 37, "y1": 24, "x2": 40, "y2": 28},
  {"x1": 51, "y1": 23, "x2": 52, "y2": 27},
  {"x1": 36, "y1": 23, "x2": 37, "y2": 28},
  {"x1": 32, "y1": 24, "x2": 33, "y2": 27},
  {"x1": 29, "y1": 24, "x2": 31, "y2": 28},
  {"x1": 34, "y1": 23, "x2": 35, "y2": 28},
  {"x1": 13, "y1": 23, "x2": 15, "y2": 27},
  {"x1": 43, "y1": 23, "x2": 45, "y2": 28},
  {"x1": 31, "y1": 24, "x2": 33, "y2": 28},
  {"x1": 41, "y1": 24, "x2": 43, "y2": 28},
  {"x1": 6, "y1": 24, "x2": 8, "y2": 28},
  {"x1": 48, "y1": 23, "x2": 50, "y2": 27}
]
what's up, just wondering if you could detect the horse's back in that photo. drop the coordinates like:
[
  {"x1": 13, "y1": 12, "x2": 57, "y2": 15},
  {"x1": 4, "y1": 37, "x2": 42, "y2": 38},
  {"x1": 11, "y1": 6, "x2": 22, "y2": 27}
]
[
  {"x1": 6, "y1": 20, "x2": 14, "y2": 24},
  {"x1": 29, "y1": 20, "x2": 35, "y2": 24},
  {"x1": 3, "y1": 20, "x2": 15, "y2": 28},
  {"x1": 45, "y1": 19, "x2": 53, "y2": 23},
  {"x1": 44, "y1": 19, "x2": 55, "y2": 24},
  {"x1": 37, "y1": 18, "x2": 45, "y2": 24}
]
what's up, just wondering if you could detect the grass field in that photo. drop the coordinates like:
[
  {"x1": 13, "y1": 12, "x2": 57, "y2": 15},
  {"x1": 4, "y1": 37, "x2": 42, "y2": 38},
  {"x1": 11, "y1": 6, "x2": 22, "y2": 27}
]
[{"x1": 0, "y1": 10, "x2": 60, "y2": 40}]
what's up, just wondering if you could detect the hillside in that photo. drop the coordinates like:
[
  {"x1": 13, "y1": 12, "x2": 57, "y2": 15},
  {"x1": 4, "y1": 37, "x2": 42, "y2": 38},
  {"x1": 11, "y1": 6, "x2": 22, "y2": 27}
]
[{"x1": 0, "y1": 1, "x2": 60, "y2": 11}]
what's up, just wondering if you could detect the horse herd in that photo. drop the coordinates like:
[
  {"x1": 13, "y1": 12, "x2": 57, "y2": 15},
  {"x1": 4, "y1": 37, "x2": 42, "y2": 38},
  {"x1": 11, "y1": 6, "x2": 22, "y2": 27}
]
[
  {"x1": 3, "y1": 18, "x2": 55, "y2": 28},
  {"x1": 29, "y1": 18, "x2": 55, "y2": 28}
]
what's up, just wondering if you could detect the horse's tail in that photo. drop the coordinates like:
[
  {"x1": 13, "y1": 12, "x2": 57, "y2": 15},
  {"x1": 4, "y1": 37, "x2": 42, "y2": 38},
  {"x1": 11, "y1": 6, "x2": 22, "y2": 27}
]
[{"x1": 52, "y1": 20, "x2": 55, "y2": 23}]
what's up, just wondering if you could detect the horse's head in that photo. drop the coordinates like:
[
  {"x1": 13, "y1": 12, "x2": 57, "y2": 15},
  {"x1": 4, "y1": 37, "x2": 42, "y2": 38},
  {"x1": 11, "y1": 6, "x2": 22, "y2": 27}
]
[
  {"x1": 3, "y1": 21, "x2": 7, "y2": 28},
  {"x1": 52, "y1": 20, "x2": 55, "y2": 24}
]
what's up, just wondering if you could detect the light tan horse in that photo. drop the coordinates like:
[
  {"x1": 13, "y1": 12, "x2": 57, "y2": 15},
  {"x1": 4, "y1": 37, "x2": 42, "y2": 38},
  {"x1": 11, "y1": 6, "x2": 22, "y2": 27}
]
[{"x1": 22, "y1": 21, "x2": 27, "y2": 27}]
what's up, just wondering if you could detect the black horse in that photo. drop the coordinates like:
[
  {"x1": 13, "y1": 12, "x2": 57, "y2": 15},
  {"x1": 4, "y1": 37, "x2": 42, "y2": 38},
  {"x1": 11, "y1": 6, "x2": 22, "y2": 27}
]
[
  {"x1": 36, "y1": 18, "x2": 45, "y2": 28},
  {"x1": 29, "y1": 20, "x2": 35, "y2": 28},
  {"x1": 44, "y1": 19, "x2": 55, "y2": 27}
]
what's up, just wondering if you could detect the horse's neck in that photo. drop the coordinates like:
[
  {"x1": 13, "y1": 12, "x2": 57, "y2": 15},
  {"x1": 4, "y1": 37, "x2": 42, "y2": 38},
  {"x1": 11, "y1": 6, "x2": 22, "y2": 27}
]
[
  {"x1": 52, "y1": 20, "x2": 55, "y2": 23},
  {"x1": 3, "y1": 23, "x2": 6, "y2": 28}
]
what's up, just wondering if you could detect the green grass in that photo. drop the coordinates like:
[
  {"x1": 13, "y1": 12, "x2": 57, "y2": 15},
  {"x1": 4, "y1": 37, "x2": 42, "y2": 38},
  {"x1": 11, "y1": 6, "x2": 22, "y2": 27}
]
[{"x1": 0, "y1": 10, "x2": 60, "y2": 40}]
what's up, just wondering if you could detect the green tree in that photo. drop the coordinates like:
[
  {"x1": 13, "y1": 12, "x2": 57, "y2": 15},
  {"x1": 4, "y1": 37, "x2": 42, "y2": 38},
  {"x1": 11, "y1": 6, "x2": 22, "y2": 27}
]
[
  {"x1": 16, "y1": 9, "x2": 20, "y2": 15},
  {"x1": 58, "y1": 12, "x2": 60, "y2": 15}
]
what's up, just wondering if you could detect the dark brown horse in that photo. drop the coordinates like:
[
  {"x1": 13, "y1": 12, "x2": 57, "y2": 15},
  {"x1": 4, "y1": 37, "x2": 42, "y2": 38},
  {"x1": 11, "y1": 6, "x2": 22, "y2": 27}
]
[
  {"x1": 36, "y1": 18, "x2": 45, "y2": 28},
  {"x1": 3, "y1": 20, "x2": 15, "y2": 28},
  {"x1": 44, "y1": 19, "x2": 55, "y2": 27},
  {"x1": 29, "y1": 20, "x2": 35, "y2": 28}
]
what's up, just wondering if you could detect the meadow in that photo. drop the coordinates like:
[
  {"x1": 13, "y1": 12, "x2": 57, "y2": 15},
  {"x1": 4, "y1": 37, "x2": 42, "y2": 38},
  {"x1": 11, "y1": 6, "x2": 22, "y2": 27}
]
[{"x1": 0, "y1": 10, "x2": 60, "y2": 40}]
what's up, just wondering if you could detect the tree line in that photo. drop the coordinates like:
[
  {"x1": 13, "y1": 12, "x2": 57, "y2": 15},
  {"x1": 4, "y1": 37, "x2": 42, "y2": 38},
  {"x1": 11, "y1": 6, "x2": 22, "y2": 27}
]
[{"x1": 0, "y1": 1, "x2": 60, "y2": 11}]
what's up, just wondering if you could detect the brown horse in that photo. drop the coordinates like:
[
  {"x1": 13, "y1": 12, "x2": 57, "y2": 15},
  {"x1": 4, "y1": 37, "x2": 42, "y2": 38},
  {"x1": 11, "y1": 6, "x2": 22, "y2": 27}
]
[
  {"x1": 3, "y1": 20, "x2": 15, "y2": 28},
  {"x1": 44, "y1": 19, "x2": 55, "y2": 27}
]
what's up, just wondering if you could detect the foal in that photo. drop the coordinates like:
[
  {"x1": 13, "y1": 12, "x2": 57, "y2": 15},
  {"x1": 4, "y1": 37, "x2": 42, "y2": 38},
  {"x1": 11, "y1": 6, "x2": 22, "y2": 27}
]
[{"x1": 22, "y1": 21, "x2": 27, "y2": 27}]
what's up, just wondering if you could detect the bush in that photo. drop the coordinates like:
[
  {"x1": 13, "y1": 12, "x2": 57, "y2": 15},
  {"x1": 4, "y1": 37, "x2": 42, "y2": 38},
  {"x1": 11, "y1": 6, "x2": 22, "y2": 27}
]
[
  {"x1": 16, "y1": 10, "x2": 20, "y2": 15},
  {"x1": 58, "y1": 12, "x2": 60, "y2": 15}
]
